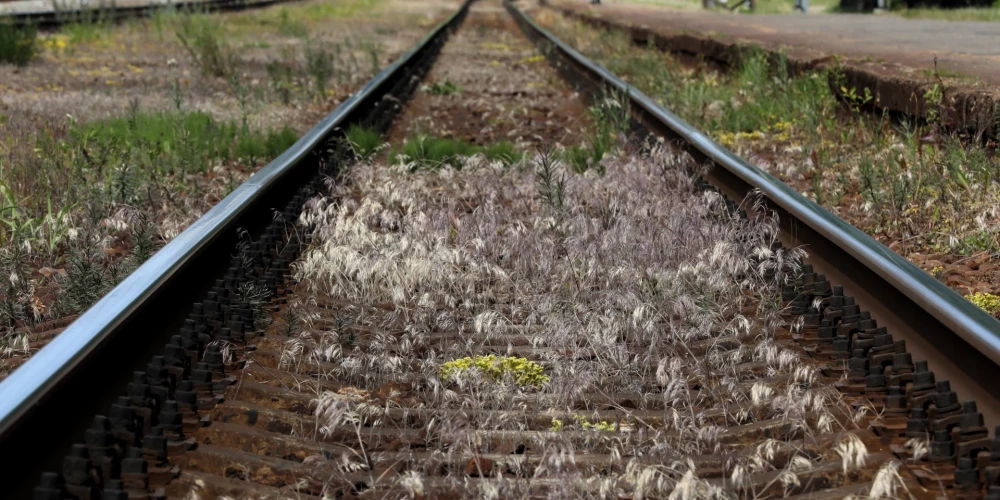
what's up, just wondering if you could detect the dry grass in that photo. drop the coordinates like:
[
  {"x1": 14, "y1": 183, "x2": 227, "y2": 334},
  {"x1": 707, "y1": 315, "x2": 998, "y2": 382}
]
[{"x1": 263, "y1": 138, "x2": 904, "y2": 496}]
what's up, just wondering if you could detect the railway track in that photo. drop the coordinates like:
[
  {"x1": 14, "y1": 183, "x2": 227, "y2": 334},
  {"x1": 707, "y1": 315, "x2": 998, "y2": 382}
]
[{"x1": 4, "y1": 0, "x2": 1000, "y2": 498}]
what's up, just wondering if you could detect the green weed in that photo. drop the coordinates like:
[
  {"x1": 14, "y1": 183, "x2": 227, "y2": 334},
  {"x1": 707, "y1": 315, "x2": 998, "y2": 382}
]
[
  {"x1": 297, "y1": 0, "x2": 381, "y2": 21},
  {"x1": 266, "y1": 48, "x2": 299, "y2": 105},
  {"x1": 278, "y1": 9, "x2": 309, "y2": 37},
  {"x1": 393, "y1": 134, "x2": 481, "y2": 170},
  {"x1": 423, "y1": 80, "x2": 461, "y2": 96},
  {"x1": 896, "y1": 6, "x2": 1000, "y2": 22},
  {"x1": 62, "y1": 21, "x2": 106, "y2": 45},
  {"x1": 563, "y1": 88, "x2": 630, "y2": 173},
  {"x1": 0, "y1": 23, "x2": 38, "y2": 66},
  {"x1": 483, "y1": 141, "x2": 523, "y2": 166},
  {"x1": 176, "y1": 14, "x2": 240, "y2": 78},
  {"x1": 346, "y1": 125, "x2": 383, "y2": 161},
  {"x1": 304, "y1": 39, "x2": 335, "y2": 99}
]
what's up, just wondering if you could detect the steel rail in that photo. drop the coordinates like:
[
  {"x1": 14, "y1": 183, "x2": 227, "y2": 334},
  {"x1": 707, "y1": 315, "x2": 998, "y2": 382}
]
[
  {"x1": 0, "y1": 0, "x2": 299, "y2": 26},
  {"x1": 506, "y1": 1, "x2": 1000, "y2": 419},
  {"x1": 0, "y1": 0, "x2": 469, "y2": 493}
]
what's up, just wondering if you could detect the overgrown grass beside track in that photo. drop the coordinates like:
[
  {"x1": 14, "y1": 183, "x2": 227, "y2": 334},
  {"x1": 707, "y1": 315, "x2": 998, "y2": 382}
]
[
  {"x1": 533, "y1": 7, "x2": 1000, "y2": 308},
  {"x1": 894, "y1": 5, "x2": 1000, "y2": 21},
  {"x1": 0, "y1": 0, "x2": 441, "y2": 362}
]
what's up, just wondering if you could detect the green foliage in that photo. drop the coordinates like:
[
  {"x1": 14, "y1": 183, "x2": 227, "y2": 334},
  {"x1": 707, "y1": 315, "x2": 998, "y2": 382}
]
[
  {"x1": 483, "y1": 141, "x2": 522, "y2": 166},
  {"x1": 423, "y1": 80, "x2": 461, "y2": 96},
  {"x1": 281, "y1": 308, "x2": 300, "y2": 337},
  {"x1": 346, "y1": 125, "x2": 383, "y2": 161},
  {"x1": 896, "y1": 6, "x2": 1000, "y2": 22},
  {"x1": 564, "y1": 143, "x2": 606, "y2": 174},
  {"x1": 296, "y1": 0, "x2": 380, "y2": 20},
  {"x1": 77, "y1": 110, "x2": 297, "y2": 169},
  {"x1": 550, "y1": 414, "x2": 615, "y2": 432},
  {"x1": 59, "y1": 245, "x2": 107, "y2": 314},
  {"x1": 0, "y1": 23, "x2": 38, "y2": 66},
  {"x1": 63, "y1": 20, "x2": 106, "y2": 45},
  {"x1": 563, "y1": 88, "x2": 630, "y2": 174},
  {"x1": 265, "y1": 48, "x2": 298, "y2": 105},
  {"x1": 175, "y1": 14, "x2": 239, "y2": 77},
  {"x1": 0, "y1": 244, "x2": 35, "y2": 328},
  {"x1": 535, "y1": 147, "x2": 565, "y2": 210},
  {"x1": 440, "y1": 355, "x2": 548, "y2": 388},
  {"x1": 393, "y1": 134, "x2": 481, "y2": 170},
  {"x1": 304, "y1": 39, "x2": 335, "y2": 99},
  {"x1": 127, "y1": 213, "x2": 158, "y2": 270},
  {"x1": 235, "y1": 126, "x2": 299, "y2": 165},
  {"x1": 277, "y1": 8, "x2": 309, "y2": 37}
]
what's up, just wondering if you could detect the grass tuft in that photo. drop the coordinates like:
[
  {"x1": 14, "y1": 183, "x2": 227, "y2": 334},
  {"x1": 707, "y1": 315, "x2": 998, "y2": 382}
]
[
  {"x1": 423, "y1": 80, "x2": 461, "y2": 96},
  {"x1": 483, "y1": 141, "x2": 522, "y2": 166},
  {"x1": 77, "y1": 110, "x2": 299, "y2": 168},
  {"x1": 346, "y1": 125, "x2": 383, "y2": 161},
  {"x1": 392, "y1": 134, "x2": 481, "y2": 170}
]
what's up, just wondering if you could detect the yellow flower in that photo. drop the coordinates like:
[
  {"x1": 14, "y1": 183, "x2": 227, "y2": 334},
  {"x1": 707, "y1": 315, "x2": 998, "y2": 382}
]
[
  {"x1": 440, "y1": 355, "x2": 548, "y2": 388},
  {"x1": 968, "y1": 292, "x2": 1000, "y2": 316}
]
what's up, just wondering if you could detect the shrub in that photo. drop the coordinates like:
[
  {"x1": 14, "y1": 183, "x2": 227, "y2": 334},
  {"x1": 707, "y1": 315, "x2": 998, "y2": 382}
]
[{"x1": 0, "y1": 23, "x2": 38, "y2": 66}]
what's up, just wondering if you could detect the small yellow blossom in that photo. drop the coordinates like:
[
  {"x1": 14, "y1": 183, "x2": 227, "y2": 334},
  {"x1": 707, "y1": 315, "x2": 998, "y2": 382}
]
[
  {"x1": 440, "y1": 355, "x2": 548, "y2": 388},
  {"x1": 968, "y1": 292, "x2": 1000, "y2": 317}
]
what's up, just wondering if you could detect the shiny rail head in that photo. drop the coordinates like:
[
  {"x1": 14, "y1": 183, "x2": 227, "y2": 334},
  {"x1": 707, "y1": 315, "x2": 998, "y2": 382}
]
[
  {"x1": 0, "y1": 0, "x2": 472, "y2": 446},
  {"x1": 504, "y1": 1, "x2": 1000, "y2": 366}
]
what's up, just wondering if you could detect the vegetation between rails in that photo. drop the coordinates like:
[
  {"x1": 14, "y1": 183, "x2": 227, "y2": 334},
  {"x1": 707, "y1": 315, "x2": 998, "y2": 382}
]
[
  {"x1": 277, "y1": 127, "x2": 910, "y2": 497},
  {"x1": 532, "y1": 8, "x2": 1000, "y2": 304}
]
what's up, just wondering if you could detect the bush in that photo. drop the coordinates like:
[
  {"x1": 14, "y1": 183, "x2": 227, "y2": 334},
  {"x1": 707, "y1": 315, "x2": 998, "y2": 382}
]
[{"x1": 0, "y1": 23, "x2": 38, "y2": 67}]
